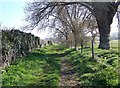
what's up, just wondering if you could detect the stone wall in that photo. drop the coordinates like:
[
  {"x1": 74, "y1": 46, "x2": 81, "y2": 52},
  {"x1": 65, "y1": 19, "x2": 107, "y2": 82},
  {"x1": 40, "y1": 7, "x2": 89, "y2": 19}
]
[{"x1": 1, "y1": 29, "x2": 41, "y2": 68}]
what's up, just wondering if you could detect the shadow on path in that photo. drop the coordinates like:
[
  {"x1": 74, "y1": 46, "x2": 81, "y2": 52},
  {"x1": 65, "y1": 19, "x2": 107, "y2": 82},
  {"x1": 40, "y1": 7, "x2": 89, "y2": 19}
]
[{"x1": 59, "y1": 57, "x2": 80, "y2": 86}]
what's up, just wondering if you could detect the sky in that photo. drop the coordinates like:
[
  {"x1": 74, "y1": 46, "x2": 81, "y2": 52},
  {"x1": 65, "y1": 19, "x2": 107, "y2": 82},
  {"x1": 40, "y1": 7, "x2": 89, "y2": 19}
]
[
  {"x1": 0, "y1": 1, "x2": 26, "y2": 28},
  {"x1": 0, "y1": 1, "x2": 119, "y2": 39}
]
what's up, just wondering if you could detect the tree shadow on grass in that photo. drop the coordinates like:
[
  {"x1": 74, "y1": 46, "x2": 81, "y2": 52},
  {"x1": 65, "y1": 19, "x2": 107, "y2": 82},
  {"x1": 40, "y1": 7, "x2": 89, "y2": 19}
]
[
  {"x1": 66, "y1": 49, "x2": 119, "y2": 88},
  {"x1": 25, "y1": 48, "x2": 75, "y2": 86},
  {"x1": 28, "y1": 48, "x2": 75, "y2": 58},
  {"x1": 2, "y1": 46, "x2": 76, "y2": 86}
]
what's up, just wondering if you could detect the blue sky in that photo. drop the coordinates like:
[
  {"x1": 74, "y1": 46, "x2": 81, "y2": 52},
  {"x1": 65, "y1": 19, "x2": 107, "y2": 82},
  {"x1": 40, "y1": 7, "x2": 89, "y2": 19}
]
[
  {"x1": 0, "y1": 1, "x2": 26, "y2": 28},
  {"x1": 0, "y1": 1, "x2": 119, "y2": 39},
  {"x1": 0, "y1": 1, "x2": 53, "y2": 39}
]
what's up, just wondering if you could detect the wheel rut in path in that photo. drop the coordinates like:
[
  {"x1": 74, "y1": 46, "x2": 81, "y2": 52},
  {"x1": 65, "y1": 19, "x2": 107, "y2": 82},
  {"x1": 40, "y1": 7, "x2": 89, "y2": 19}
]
[{"x1": 59, "y1": 57, "x2": 80, "y2": 86}]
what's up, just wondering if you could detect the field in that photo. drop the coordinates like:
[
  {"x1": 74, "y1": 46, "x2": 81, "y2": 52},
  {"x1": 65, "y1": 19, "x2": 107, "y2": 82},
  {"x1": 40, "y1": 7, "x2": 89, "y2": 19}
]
[
  {"x1": 95, "y1": 40, "x2": 119, "y2": 49},
  {"x1": 1, "y1": 40, "x2": 119, "y2": 87}
]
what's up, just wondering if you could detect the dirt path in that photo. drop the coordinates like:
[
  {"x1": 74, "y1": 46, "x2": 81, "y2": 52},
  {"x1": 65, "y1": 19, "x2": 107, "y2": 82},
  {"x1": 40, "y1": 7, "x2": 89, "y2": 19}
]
[{"x1": 59, "y1": 57, "x2": 80, "y2": 86}]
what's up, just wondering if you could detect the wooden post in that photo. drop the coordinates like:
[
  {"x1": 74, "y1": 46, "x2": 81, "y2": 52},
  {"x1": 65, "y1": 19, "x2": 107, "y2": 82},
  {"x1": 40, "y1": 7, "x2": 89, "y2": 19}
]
[{"x1": 91, "y1": 29, "x2": 95, "y2": 59}]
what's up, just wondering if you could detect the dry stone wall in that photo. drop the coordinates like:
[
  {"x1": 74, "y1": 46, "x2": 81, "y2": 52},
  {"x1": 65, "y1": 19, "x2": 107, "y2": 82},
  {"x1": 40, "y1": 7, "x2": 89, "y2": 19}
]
[{"x1": 1, "y1": 29, "x2": 41, "y2": 68}]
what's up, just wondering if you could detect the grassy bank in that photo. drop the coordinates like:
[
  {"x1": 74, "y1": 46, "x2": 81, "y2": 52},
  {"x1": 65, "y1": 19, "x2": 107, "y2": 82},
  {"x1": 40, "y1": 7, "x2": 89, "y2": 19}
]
[
  {"x1": 65, "y1": 47, "x2": 119, "y2": 87},
  {"x1": 2, "y1": 43, "x2": 119, "y2": 87},
  {"x1": 2, "y1": 45, "x2": 66, "y2": 86}
]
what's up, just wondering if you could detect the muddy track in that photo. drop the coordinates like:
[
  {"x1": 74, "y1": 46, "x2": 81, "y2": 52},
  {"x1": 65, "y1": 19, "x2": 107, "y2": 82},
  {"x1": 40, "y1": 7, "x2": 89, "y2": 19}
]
[{"x1": 59, "y1": 57, "x2": 80, "y2": 87}]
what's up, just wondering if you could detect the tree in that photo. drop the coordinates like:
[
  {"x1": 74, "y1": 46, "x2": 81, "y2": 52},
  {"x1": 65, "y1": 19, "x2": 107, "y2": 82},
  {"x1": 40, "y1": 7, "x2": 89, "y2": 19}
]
[
  {"x1": 52, "y1": 4, "x2": 92, "y2": 50},
  {"x1": 87, "y1": 2, "x2": 119, "y2": 49},
  {"x1": 25, "y1": 2, "x2": 120, "y2": 49},
  {"x1": 49, "y1": 18, "x2": 72, "y2": 47},
  {"x1": 53, "y1": 27, "x2": 74, "y2": 47},
  {"x1": 86, "y1": 17, "x2": 99, "y2": 59}
]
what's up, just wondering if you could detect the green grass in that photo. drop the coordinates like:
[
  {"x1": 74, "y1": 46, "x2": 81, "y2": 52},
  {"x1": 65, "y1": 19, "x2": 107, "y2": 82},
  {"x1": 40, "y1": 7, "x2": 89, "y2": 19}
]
[
  {"x1": 95, "y1": 40, "x2": 119, "y2": 50},
  {"x1": 65, "y1": 46, "x2": 119, "y2": 87},
  {"x1": 110, "y1": 40, "x2": 118, "y2": 50},
  {"x1": 2, "y1": 45, "x2": 66, "y2": 86},
  {"x1": 2, "y1": 43, "x2": 119, "y2": 87}
]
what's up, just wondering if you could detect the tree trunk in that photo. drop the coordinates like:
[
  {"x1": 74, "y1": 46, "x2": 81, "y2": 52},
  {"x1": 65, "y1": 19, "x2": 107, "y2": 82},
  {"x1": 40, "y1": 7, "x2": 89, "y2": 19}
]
[
  {"x1": 80, "y1": 39, "x2": 83, "y2": 53},
  {"x1": 97, "y1": 21, "x2": 110, "y2": 49},
  {"x1": 65, "y1": 35, "x2": 69, "y2": 48},
  {"x1": 91, "y1": 36, "x2": 94, "y2": 59},
  {"x1": 72, "y1": 31, "x2": 81, "y2": 50},
  {"x1": 92, "y1": 2, "x2": 116, "y2": 49}
]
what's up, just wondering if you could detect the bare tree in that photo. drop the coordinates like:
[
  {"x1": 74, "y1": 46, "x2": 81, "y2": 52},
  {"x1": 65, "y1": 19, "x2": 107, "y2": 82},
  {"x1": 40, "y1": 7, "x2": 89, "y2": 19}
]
[
  {"x1": 48, "y1": 17, "x2": 72, "y2": 47},
  {"x1": 25, "y1": 2, "x2": 120, "y2": 49},
  {"x1": 87, "y1": 17, "x2": 99, "y2": 59},
  {"x1": 53, "y1": 4, "x2": 92, "y2": 50}
]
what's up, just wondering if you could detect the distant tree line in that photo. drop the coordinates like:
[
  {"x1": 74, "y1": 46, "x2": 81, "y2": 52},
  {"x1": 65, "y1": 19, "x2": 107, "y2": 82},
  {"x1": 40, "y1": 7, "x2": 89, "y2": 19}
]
[{"x1": 1, "y1": 29, "x2": 41, "y2": 68}]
